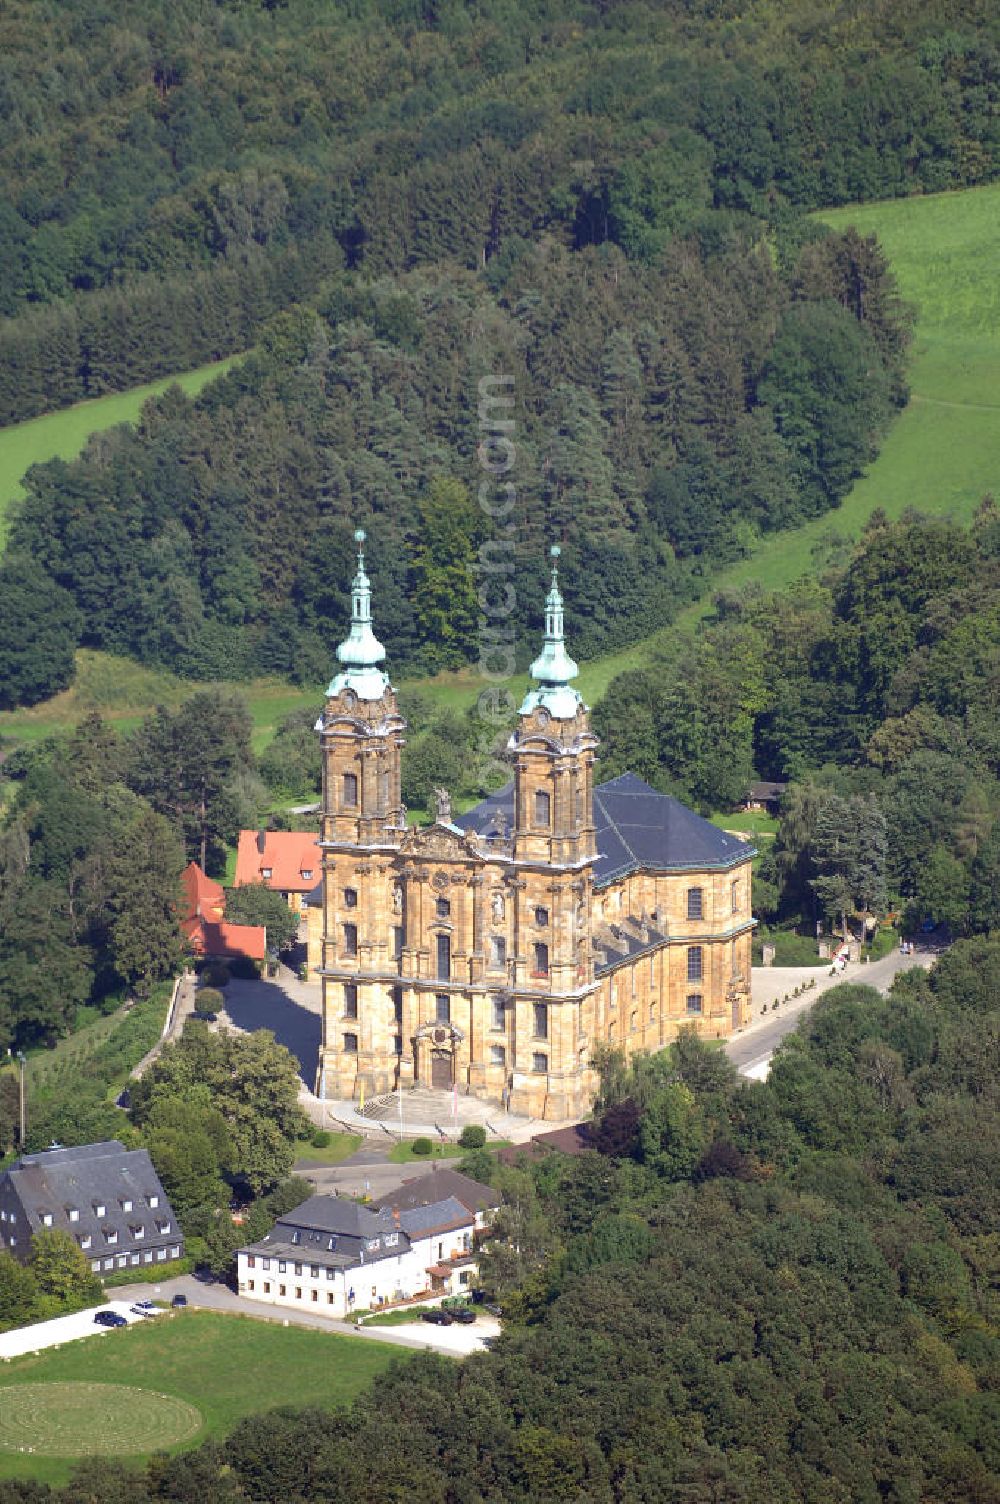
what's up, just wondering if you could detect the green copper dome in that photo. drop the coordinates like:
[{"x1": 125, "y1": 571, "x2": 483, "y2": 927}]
[
  {"x1": 327, "y1": 530, "x2": 392, "y2": 701},
  {"x1": 520, "y1": 546, "x2": 585, "y2": 721}
]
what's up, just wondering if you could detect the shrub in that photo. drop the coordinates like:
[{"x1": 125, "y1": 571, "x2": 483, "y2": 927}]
[
  {"x1": 202, "y1": 962, "x2": 231, "y2": 987},
  {"x1": 311, "y1": 1129, "x2": 331, "y2": 1148},
  {"x1": 458, "y1": 1125, "x2": 487, "y2": 1150},
  {"x1": 411, "y1": 1137, "x2": 433, "y2": 1156},
  {"x1": 195, "y1": 987, "x2": 224, "y2": 1013}
]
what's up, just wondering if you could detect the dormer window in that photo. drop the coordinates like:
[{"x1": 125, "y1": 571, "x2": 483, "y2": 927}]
[
  {"x1": 132, "y1": 1224, "x2": 145, "y2": 1239},
  {"x1": 291, "y1": 1229, "x2": 301, "y2": 1245},
  {"x1": 148, "y1": 1195, "x2": 159, "y2": 1209},
  {"x1": 80, "y1": 1234, "x2": 92, "y2": 1251},
  {"x1": 301, "y1": 869, "x2": 313, "y2": 880},
  {"x1": 121, "y1": 1199, "x2": 132, "y2": 1213},
  {"x1": 41, "y1": 1212, "x2": 53, "y2": 1227},
  {"x1": 95, "y1": 1204, "x2": 106, "y2": 1218},
  {"x1": 261, "y1": 867, "x2": 273, "y2": 879},
  {"x1": 106, "y1": 1229, "x2": 118, "y2": 1246},
  {"x1": 68, "y1": 1208, "x2": 79, "y2": 1223}
]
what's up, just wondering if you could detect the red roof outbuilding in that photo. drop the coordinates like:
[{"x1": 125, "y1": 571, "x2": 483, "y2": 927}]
[
  {"x1": 180, "y1": 861, "x2": 267, "y2": 962},
  {"x1": 234, "y1": 830, "x2": 321, "y2": 895}
]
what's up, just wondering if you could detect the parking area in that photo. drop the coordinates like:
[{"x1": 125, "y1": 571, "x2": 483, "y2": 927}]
[{"x1": 0, "y1": 1300, "x2": 161, "y2": 1361}]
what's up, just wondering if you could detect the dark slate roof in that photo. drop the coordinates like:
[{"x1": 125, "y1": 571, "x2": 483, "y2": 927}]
[
  {"x1": 276, "y1": 1194, "x2": 388, "y2": 1240},
  {"x1": 374, "y1": 1166, "x2": 500, "y2": 1217},
  {"x1": 0, "y1": 1140, "x2": 179, "y2": 1260},
  {"x1": 395, "y1": 1196, "x2": 473, "y2": 1239},
  {"x1": 592, "y1": 913, "x2": 668, "y2": 976},
  {"x1": 457, "y1": 773, "x2": 754, "y2": 885}
]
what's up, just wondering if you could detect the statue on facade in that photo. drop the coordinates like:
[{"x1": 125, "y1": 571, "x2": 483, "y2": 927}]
[
  {"x1": 392, "y1": 883, "x2": 403, "y2": 915},
  {"x1": 434, "y1": 787, "x2": 452, "y2": 824},
  {"x1": 491, "y1": 891, "x2": 505, "y2": 925}
]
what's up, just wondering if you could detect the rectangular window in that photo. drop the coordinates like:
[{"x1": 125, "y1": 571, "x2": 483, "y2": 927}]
[
  {"x1": 327, "y1": 1292, "x2": 334, "y2": 1305},
  {"x1": 490, "y1": 1044, "x2": 505, "y2": 1068},
  {"x1": 133, "y1": 1225, "x2": 145, "y2": 1239},
  {"x1": 490, "y1": 935, "x2": 506, "y2": 968},
  {"x1": 687, "y1": 946, "x2": 703, "y2": 982},
  {"x1": 131, "y1": 1253, "x2": 140, "y2": 1266},
  {"x1": 311, "y1": 1290, "x2": 318, "y2": 1302},
  {"x1": 41, "y1": 1213, "x2": 52, "y2": 1227},
  {"x1": 436, "y1": 933, "x2": 451, "y2": 981},
  {"x1": 104, "y1": 1258, "x2": 114, "y2": 1271},
  {"x1": 262, "y1": 1257, "x2": 270, "y2": 1270},
  {"x1": 264, "y1": 1282, "x2": 271, "y2": 1294},
  {"x1": 436, "y1": 897, "x2": 451, "y2": 919},
  {"x1": 148, "y1": 1196, "x2": 159, "y2": 1209},
  {"x1": 491, "y1": 996, "x2": 505, "y2": 1030},
  {"x1": 343, "y1": 772, "x2": 358, "y2": 808},
  {"x1": 156, "y1": 1249, "x2": 166, "y2": 1261},
  {"x1": 435, "y1": 994, "x2": 451, "y2": 1024},
  {"x1": 170, "y1": 1246, "x2": 181, "y2": 1259},
  {"x1": 294, "y1": 1262, "x2": 303, "y2": 1275},
  {"x1": 68, "y1": 1208, "x2": 79, "y2": 1223},
  {"x1": 80, "y1": 1235, "x2": 92, "y2": 1251},
  {"x1": 532, "y1": 1002, "x2": 548, "y2": 1039},
  {"x1": 393, "y1": 926, "x2": 403, "y2": 961},
  {"x1": 310, "y1": 1265, "x2": 319, "y2": 1278},
  {"x1": 261, "y1": 867, "x2": 272, "y2": 878},
  {"x1": 279, "y1": 1284, "x2": 286, "y2": 1297},
  {"x1": 143, "y1": 1251, "x2": 153, "y2": 1264},
  {"x1": 687, "y1": 887, "x2": 703, "y2": 920},
  {"x1": 107, "y1": 1230, "x2": 118, "y2": 1245},
  {"x1": 247, "y1": 1255, "x2": 256, "y2": 1269},
  {"x1": 344, "y1": 887, "x2": 358, "y2": 908},
  {"x1": 278, "y1": 1261, "x2": 287, "y2": 1273},
  {"x1": 343, "y1": 1033, "x2": 358, "y2": 1053},
  {"x1": 731, "y1": 880, "x2": 739, "y2": 914},
  {"x1": 343, "y1": 923, "x2": 358, "y2": 958},
  {"x1": 534, "y1": 906, "x2": 549, "y2": 927},
  {"x1": 686, "y1": 994, "x2": 703, "y2": 1015},
  {"x1": 91, "y1": 1260, "x2": 101, "y2": 1272},
  {"x1": 95, "y1": 1204, "x2": 106, "y2": 1218},
  {"x1": 121, "y1": 1198, "x2": 132, "y2": 1213},
  {"x1": 532, "y1": 1052, "x2": 548, "y2": 1074},
  {"x1": 533, "y1": 942, "x2": 549, "y2": 978},
  {"x1": 326, "y1": 1265, "x2": 336, "y2": 1277},
  {"x1": 392, "y1": 987, "x2": 403, "y2": 1022},
  {"x1": 295, "y1": 1287, "x2": 302, "y2": 1300},
  {"x1": 247, "y1": 1279, "x2": 255, "y2": 1292},
  {"x1": 392, "y1": 1034, "x2": 402, "y2": 1055},
  {"x1": 344, "y1": 983, "x2": 358, "y2": 1019},
  {"x1": 534, "y1": 790, "x2": 551, "y2": 827}
]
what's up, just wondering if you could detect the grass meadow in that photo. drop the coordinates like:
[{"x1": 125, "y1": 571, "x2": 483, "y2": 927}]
[
  {"x1": 2, "y1": 184, "x2": 998, "y2": 749},
  {"x1": 0, "y1": 1311, "x2": 403, "y2": 1486},
  {"x1": 0, "y1": 357, "x2": 239, "y2": 546}
]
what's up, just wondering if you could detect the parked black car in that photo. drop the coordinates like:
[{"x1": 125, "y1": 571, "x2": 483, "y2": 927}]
[
  {"x1": 421, "y1": 1309, "x2": 453, "y2": 1325},
  {"x1": 450, "y1": 1307, "x2": 476, "y2": 1324},
  {"x1": 94, "y1": 1310, "x2": 128, "y2": 1327},
  {"x1": 171, "y1": 1293, "x2": 188, "y2": 1307}
]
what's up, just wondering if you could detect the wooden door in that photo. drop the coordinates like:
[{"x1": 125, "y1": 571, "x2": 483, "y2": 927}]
[{"x1": 431, "y1": 1051, "x2": 452, "y2": 1089}]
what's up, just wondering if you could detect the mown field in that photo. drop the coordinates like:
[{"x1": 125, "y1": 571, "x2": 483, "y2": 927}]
[
  {"x1": 0, "y1": 356, "x2": 239, "y2": 546},
  {"x1": 0, "y1": 1311, "x2": 404, "y2": 1486},
  {"x1": 1, "y1": 184, "x2": 998, "y2": 749}
]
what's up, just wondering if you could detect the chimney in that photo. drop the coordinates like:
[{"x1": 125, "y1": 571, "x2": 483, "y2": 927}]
[{"x1": 256, "y1": 829, "x2": 267, "y2": 855}]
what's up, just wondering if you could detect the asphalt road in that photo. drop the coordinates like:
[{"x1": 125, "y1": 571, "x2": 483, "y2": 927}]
[
  {"x1": 105, "y1": 1272, "x2": 498, "y2": 1355},
  {"x1": 728, "y1": 946, "x2": 935, "y2": 1076}
]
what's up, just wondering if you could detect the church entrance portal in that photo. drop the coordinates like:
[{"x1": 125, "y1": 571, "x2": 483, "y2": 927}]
[{"x1": 430, "y1": 1050, "x2": 452, "y2": 1090}]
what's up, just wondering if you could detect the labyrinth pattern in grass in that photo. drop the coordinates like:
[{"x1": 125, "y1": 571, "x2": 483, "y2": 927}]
[{"x1": 0, "y1": 1382, "x2": 202, "y2": 1456}]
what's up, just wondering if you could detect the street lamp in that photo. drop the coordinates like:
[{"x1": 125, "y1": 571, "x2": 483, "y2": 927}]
[{"x1": 16, "y1": 1051, "x2": 26, "y2": 1150}]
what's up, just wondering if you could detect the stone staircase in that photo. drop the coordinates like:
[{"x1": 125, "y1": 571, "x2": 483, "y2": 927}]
[{"x1": 360, "y1": 1086, "x2": 524, "y2": 1134}]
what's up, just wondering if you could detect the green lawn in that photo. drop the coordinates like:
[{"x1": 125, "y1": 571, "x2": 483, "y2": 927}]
[
  {"x1": 0, "y1": 1310, "x2": 402, "y2": 1486},
  {"x1": 386, "y1": 1139, "x2": 464, "y2": 1164},
  {"x1": 708, "y1": 809, "x2": 778, "y2": 837},
  {"x1": 292, "y1": 1132, "x2": 363, "y2": 1164},
  {"x1": 0, "y1": 357, "x2": 240, "y2": 547}
]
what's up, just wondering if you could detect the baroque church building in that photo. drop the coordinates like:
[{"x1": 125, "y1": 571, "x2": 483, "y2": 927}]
[{"x1": 315, "y1": 535, "x2": 755, "y2": 1120}]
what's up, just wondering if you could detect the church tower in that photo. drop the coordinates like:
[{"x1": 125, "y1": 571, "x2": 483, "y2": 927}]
[
  {"x1": 506, "y1": 547, "x2": 599, "y2": 1102},
  {"x1": 315, "y1": 531, "x2": 406, "y2": 1100}
]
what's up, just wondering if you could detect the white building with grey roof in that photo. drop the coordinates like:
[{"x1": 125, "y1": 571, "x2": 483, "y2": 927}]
[
  {"x1": 237, "y1": 1173, "x2": 497, "y2": 1317},
  {"x1": 0, "y1": 1140, "x2": 183, "y2": 1277}
]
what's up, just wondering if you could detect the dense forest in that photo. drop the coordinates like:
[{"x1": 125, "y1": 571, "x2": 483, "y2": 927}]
[
  {"x1": 2, "y1": 943, "x2": 999, "y2": 1501},
  {"x1": 0, "y1": 0, "x2": 995, "y2": 424},
  {"x1": 12, "y1": 0, "x2": 1000, "y2": 696}
]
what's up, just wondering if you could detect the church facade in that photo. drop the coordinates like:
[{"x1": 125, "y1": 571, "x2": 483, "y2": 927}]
[{"x1": 315, "y1": 535, "x2": 755, "y2": 1120}]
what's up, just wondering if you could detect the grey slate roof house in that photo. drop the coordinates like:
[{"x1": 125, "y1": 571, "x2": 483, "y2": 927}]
[{"x1": 0, "y1": 1140, "x2": 183, "y2": 1276}]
